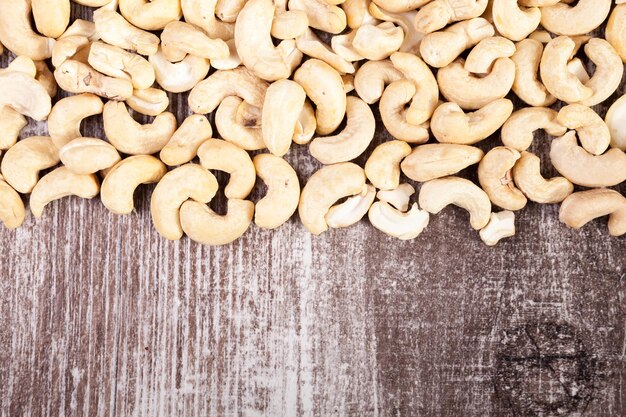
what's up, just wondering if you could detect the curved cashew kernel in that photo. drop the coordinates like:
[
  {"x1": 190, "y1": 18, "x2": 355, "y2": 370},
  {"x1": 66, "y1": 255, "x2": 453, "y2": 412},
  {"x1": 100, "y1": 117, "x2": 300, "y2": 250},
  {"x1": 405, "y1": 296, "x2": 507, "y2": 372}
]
[
  {"x1": 59, "y1": 138, "x2": 121, "y2": 175},
  {"x1": 557, "y1": 104, "x2": 611, "y2": 156},
  {"x1": 0, "y1": 107, "x2": 27, "y2": 150},
  {"x1": 343, "y1": 0, "x2": 377, "y2": 29},
  {"x1": 528, "y1": 29, "x2": 553, "y2": 44},
  {"x1": 540, "y1": 0, "x2": 611, "y2": 36},
  {"x1": 48, "y1": 94, "x2": 104, "y2": 149},
  {"x1": 149, "y1": 49, "x2": 210, "y2": 94},
  {"x1": 479, "y1": 211, "x2": 515, "y2": 246},
  {"x1": 578, "y1": 38, "x2": 624, "y2": 107},
  {"x1": 331, "y1": 31, "x2": 364, "y2": 63},
  {"x1": 29, "y1": 167, "x2": 99, "y2": 218},
  {"x1": 0, "y1": 72, "x2": 52, "y2": 121},
  {"x1": 211, "y1": 39, "x2": 243, "y2": 71},
  {"x1": 492, "y1": 0, "x2": 540, "y2": 41},
  {"x1": 235, "y1": 0, "x2": 303, "y2": 82},
  {"x1": 189, "y1": 67, "x2": 268, "y2": 115},
  {"x1": 296, "y1": 29, "x2": 355, "y2": 75},
  {"x1": 420, "y1": 18, "x2": 495, "y2": 68},
  {"x1": 371, "y1": 0, "x2": 430, "y2": 13},
  {"x1": 34, "y1": 61, "x2": 57, "y2": 98},
  {"x1": 272, "y1": 10, "x2": 309, "y2": 40},
  {"x1": 325, "y1": 184, "x2": 376, "y2": 229},
  {"x1": 512, "y1": 151, "x2": 573, "y2": 204},
  {"x1": 431, "y1": 99, "x2": 513, "y2": 145},
  {"x1": 437, "y1": 58, "x2": 515, "y2": 110},
  {"x1": 54, "y1": 60, "x2": 134, "y2": 100},
  {"x1": 390, "y1": 52, "x2": 439, "y2": 126},
  {"x1": 1, "y1": 56, "x2": 36, "y2": 77},
  {"x1": 379, "y1": 80, "x2": 430, "y2": 144},
  {"x1": 539, "y1": 36, "x2": 593, "y2": 103},
  {"x1": 288, "y1": 0, "x2": 347, "y2": 34},
  {"x1": 464, "y1": 36, "x2": 516, "y2": 73},
  {"x1": 60, "y1": 19, "x2": 97, "y2": 40},
  {"x1": 119, "y1": 0, "x2": 182, "y2": 31},
  {"x1": 298, "y1": 162, "x2": 366, "y2": 235},
  {"x1": 368, "y1": 3, "x2": 423, "y2": 54},
  {"x1": 293, "y1": 102, "x2": 317, "y2": 145},
  {"x1": 364, "y1": 140, "x2": 412, "y2": 191},
  {"x1": 216, "y1": 0, "x2": 247, "y2": 22},
  {"x1": 401, "y1": 143, "x2": 484, "y2": 182},
  {"x1": 180, "y1": 199, "x2": 255, "y2": 245},
  {"x1": 161, "y1": 21, "x2": 229, "y2": 62},
  {"x1": 0, "y1": 0, "x2": 55, "y2": 61},
  {"x1": 215, "y1": 97, "x2": 265, "y2": 151},
  {"x1": 294, "y1": 59, "x2": 346, "y2": 136},
  {"x1": 160, "y1": 115, "x2": 213, "y2": 167},
  {"x1": 478, "y1": 146, "x2": 527, "y2": 211},
  {"x1": 150, "y1": 164, "x2": 218, "y2": 240},
  {"x1": 605, "y1": 94, "x2": 626, "y2": 151},
  {"x1": 87, "y1": 42, "x2": 155, "y2": 90},
  {"x1": 377, "y1": 183, "x2": 415, "y2": 212},
  {"x1": 93, "y1": 9, "x2": 159, "y2": 56},
  {"x1": 414, "y1": 0, "x2": 489, "y2": 34},
  {"x1": 559, "y1": 189, "x2": 626, "y2": 237},
  {"x1": 101, "y1": 155, "x2": 167, "y2": 215},
  {"x1": 262, "y1": 80, "x2": 306, "y2": 157},
  {"x1": 1, "y1": 136, "x2": 60, "y2": 194},
  {"x1": 32, "y1": 0, "x2": 70, "y2": 39},
  {"x1": 181, "y1": 0, "x2": 234, "y2": 41},
  {"x1": 500, "y1": 107, "x2": 566, "y2": 152},
  {"x1": 607, "y1": 5, "x2": 626, "y2": 63},
  {"x1": 352, "y1": 22, "x2": 404, "y2": 61},
  {"x1": 354, "y1": 60, "x2": 403, "y2": 104},
  {"x1": 368, "y1": 201, "x2": 429, "y2": 240},
  {"x1": 51, "y1": 36, "x2": 90, "y2": 69},
  {"x1": 0, "y1": 177, "x2": 25, "y2": 229},
  {"x1": 127, "y1": 88, "x2": 170, "y2": 117},
  {"x1": 309, "y1": 97, "x2": 375, "y2": 165},
  {"x1": 550, "y1": 132, "x2": 626, "y2": 188},
  {"x1": 253, "y1": 154, "x2": 300, "y2": 229},
  {"x1": 567, "y1": 58, "x2": 590, "y2": 85},
  {"x1": 197, "y1": 139, "x2": 256, "y2": 200},
  {"x1": 511, "y1": 39, "x2": 556, "y2": 107},
  {"x1": 103, "y1": 101, "x2": 177, "y2": 155},
  {"x1": 418, "y1": 176, "x2": 492, "y2": 230}
]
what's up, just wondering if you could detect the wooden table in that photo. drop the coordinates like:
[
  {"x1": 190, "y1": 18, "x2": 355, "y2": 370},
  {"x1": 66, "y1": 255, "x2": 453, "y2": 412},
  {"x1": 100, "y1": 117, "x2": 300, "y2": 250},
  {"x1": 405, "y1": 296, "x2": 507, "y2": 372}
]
[{"x1": 1, "y1": 5, "x2": 625, "y2": 417}]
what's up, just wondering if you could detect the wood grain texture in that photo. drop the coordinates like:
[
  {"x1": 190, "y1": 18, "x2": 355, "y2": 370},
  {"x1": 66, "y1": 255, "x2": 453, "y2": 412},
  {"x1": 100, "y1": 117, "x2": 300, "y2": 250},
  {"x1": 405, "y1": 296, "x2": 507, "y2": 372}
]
[{"x1": 0, "y1": 4, "x2": 625, "y2": 417}]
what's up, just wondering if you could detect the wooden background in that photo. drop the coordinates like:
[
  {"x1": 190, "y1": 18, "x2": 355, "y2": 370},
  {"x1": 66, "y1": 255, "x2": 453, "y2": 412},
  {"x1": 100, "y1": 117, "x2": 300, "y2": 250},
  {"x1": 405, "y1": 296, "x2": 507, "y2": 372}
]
[{"x1": 0, "y1": 4, "x2": 625, "y2": 417}]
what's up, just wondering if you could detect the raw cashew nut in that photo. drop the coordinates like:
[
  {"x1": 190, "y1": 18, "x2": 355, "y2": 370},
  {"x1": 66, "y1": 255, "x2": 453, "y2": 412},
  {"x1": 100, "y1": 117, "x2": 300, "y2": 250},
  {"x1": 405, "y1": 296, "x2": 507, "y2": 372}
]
[
  {"x1": 464, "y1": 37, "x2": 516, "y2": 73},
  {"x1": 235, "y1": 0, "x2": 303, "y2": 81},
  {"x1": 31, "y1": 0, "x2": 70, "y2": 39},
  {"x1": 512, "y1": 151, "x2": 573, "y2": 204},
  {"x1": 418, "y1": 176, "x2": 492, "y2": 230},
  {"x1": 103, "y1": 101, "x2": 177, "y2": 155},
  {"x1": 161, "y1": 21, "x2": 229, "y2": 62},
  {"x1": 559, "y1": 189, "x2": 626, "y2": 237},
  {"x1": 54, "y1": 60, "x2": 134, "y2": 100},
  {"x1": 150, "y1": 164, "x2": 218, "y2": 240},
  {"x1": 150, "y1": 49, "x2": 210, "y2": 94},
  {"x1": 293, "y1": 102, "x2": 317, "y2": 145},
  {"x1": 368, "y1": 201, "x2": 430, "y2": 240},
  {"x1": 550, "y1": 132, "x2": 626, "y2": 188},
  {"x1": 180, "y1": 199, "x2": 255, "y2": 245},
  {"x1": 557, "y1": 104, "x2": 611, "y2": 156},
  {"x1": 189, "y1": 67, "x2": 268, "y2": 115},
  {"x1": 0, "y1": 108, "x2": 27, "y2": 150},
  {"x1": 354, "y1": 60, "x2": 403, "y2": 104},
  {"x1": 437, "y1": 58, "x2": 515, "y2": 110},
  {"x1": 59, "y1": 138, "x2": 120, "y2": 175},
  {"x1": 88, "y1": 42, "x2": 155, "y2": 90},
  {"x1": 298, "y1": 162, "x2": 366, "y2": 235},
  {"x1": 209, "y1": 39, "x2": 242, "y2": 71},
  {"x1": 181, "y1": 0, "x2": 234, "y2": 40},
  {"x1": 326, "y1": 184, "x2": 376, "y2": 229},
  {"x1": 0, "y1": 0, "x2": 55, "y2": 61},
  {"x1": 262, "y1": 79, "x2": 306, "y2": 156},
  {"x1": 309, "y1": 96, "x2": 375, "y2": 165},
  {"x1": 401, "y1": 144, "x2": 484, "y2": 182},
  {"x1": 605, "y1": 94, "x2": 626, "y2": 151},
  {"x1": 364, "y1": 141, "x2": 412, "y2": 191},
  {"x1": 511, "y1": 39, "x2": 556, "y2": 107},
  {"x1": 501, "y1": 107, "x2": 567, "y2": 151},
  {"x1": 492, "y1": 0, "x2": 540, "y2": 41},
  {"x1": 379, "y1": 80, "x2": 430, "y2": 144},
  {"x1": 60, "y1": 19, "x2": 98, "y2": 40},
  {"x1": 29, "y1": 167, "x2": 100, "y2": 218},
  {"x1": 288, "y1": 0, "x2": 347, "y2": 34},
  {"x1": 51, "y1": 36, "x2": 91, "y2": 69},
  {"x1": 371, "y1": 0, "x2": 430, "y2": 13},
  {"x1": 0, "y1": 72, "x2": 52, "y2": 121},
  {"x1": 0, "y1": 177, "x2": 25, "y2": 229},
  {"x1": 607, "y1": 4, "x2": 626, "y2": 63},
  {"x1": 578, "y1": 38, "x2": 624, "y2": 107},
  {"x1": 216, "y1": 0, "x2": 247, "y2": 22},
  {"x1": 478, "y1": 146, "x2": 527, "y2": 211},
  {"x1": 352, "y1": 22, "x2": 404, "y2": 61},
  {"x1": 48, "y1": 94, "x2": 104, "y2": 149},
  {"x1": 377, "y1": 183, "x2": 415, "y2": 212},
  {"x1": 93, "y1": 9, "x2": 160, "y2": 56},
  {"x1": 215, "y1": 97, "x2": 265, "y2": 151},
  {"x1": 253, "y1": 154, "x2": 300, "y2": 229},
  {"x1": 126, "y1": 88, "x2": 170, "y2": 117},
  {"x1": 296, "y1": 29, "x2": 355, "y2": 75},
  {"x1": 272, "y1": 7, "x2": 309, "y2": 40},
  {"x1": 479, "y1": 211, "x2": 515, "y2": 246},
  {"x1": 197, "y1": 139, "x2": 256, "y2": 200},
  {"x1": 368, "y1": 3, "x2": 423, "y2": 54},
  {"x1": 294, "y1": 59, "x2": 346, "y2": 135},
  {"x1": 1, "y1": 136, "x2": 60, "y2": 194},
  {"x1": 431, "y1": 99, "x2": 513, "y2": 145},
  {"x1": 101, "y1": 155, "x2": 167, "y2": 215},
  {"x1": 414, "y1": 0, "x2": 489, "y2": 34},
  {"x1": 160, "y1": 115, "x2": 213, "y2": 167},
  {"x1": 540, "y1": 0, "x2": 611, "y2": 36},
  {"x1": 119, "y1": 0, "x2": 182, "y2": 31},
  {"x1": 343, "y1": 0, "x2": 376, "y2": 29}
]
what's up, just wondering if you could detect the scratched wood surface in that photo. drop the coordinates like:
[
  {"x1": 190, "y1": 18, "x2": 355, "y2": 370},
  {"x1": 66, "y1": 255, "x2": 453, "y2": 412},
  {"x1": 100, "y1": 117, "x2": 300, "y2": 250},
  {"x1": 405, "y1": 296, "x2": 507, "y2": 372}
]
[{"x1": 0, "y1": 4, "x2": 625, "y2": 417}]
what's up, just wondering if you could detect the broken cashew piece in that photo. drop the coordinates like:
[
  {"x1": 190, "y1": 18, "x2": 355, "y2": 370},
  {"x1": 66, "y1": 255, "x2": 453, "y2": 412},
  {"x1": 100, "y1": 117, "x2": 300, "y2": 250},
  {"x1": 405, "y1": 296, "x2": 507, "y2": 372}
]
[
  {"x1": 0, "y1": 177, "x2": 25, "y2": 229},
  {"x1": 1, "y1": 136, "x2": 60, "y2": 194},
  {"x1": 377, "y1": 183, "x2": 415, "y2": 212},
  {"x1": 368, "y1": 201, "x2": 430, "y2": 240},
  {"x1": 326, "y1": 184, "x2": 376, "y2": 229},
  {"x1": 160, "y1": 115, "x2": 213, "y2": 167},
  {"x1": 253, "y1": 154, "x2": 300, "y2": 229},
  {"x1": 60, "y1": 138, "x2": 121, "y2": 175},
  {"x1": 262, "y1": 80, "x2": 306, "y2": 157},
  {"x1": 364, "y1": 141, "x2": 412, "y2": 191},
  {"x1": 559, "y1": 189, "x2": 626, "y2": 237},
  {"x1": 605, "y1": 94, "x2": 626, "y2": 151},
  {"x1": 501, "y1": 107, "x2": 566, "y2": 151},
  {"x1": 401, "y1": 144, "x2": 484, "y2": 183},
  {"x1": 479, "y1": 211, "x2": 515, "y2": 246},
  {"x1": 557, "y1": 104, "x2": 611, "y2": 156},
  {"x1": 512, "y1": 151, "x2": 573, "y2": 204},
  {"x1": 478, "y1": 146, "x2": 527, "y2": 211},
  {"x1": 197, "y1": 139, "x2": 256, "y2": 200}
]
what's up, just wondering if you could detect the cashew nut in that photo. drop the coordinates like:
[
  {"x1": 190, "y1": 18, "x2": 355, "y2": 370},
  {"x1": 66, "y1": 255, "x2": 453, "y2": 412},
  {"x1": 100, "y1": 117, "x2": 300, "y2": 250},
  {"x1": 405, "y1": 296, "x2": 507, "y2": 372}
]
[
  {"x1": 352, "y1": 22, "x2": 404, "y2": 61},
  {"x1": 577, "y1": 38, "x2": 624, "y2": 107},
  {"x1": 272, "y1": 6, "x2": 309, "y2": 40},
  {"x1": 87, "y1": 41, "x2": 155, "y2": 90},
  {"x1": 215, "y1": 96, "x2": 265, "y2": 151},
  {"x1": 161, "y1": 21, "x2": 229, "y2": 62},
  {"x1": 414, "y1": 0, "x2": 489, "y2": 34},
  {"x1": 119, "y1": 0, "x2": 182, "y2": 31},
  {"x1": 325, "y1": 184, "x2": 376, "y2": 229},
  {"x1": 126, "y1": 87, "x2": 170, "y2": 117},
  {"x1": 512, "y1": 151, "x2": 573, "y2": 204},
  {"x1": 379, "y1": 80, "x2": 430, "y2": 144},
  {"x1": 464, "y1": 36, "x2": 516, "y2": 73},
  {"x1": 149, "y1": 49, "x2": 210, "y2": 94},
  {"x1": 364, "y1": 140, "x2": 412, "y2": 190},
  {"x1": 293, "y1": 102, "x2": 317, "y2": 145},
  {"x1": 500, "y1": 107, "x2": 567, "y2": 151},
  {"x1": 390, "y1": 52, "x2": 439, "y2": 125},
  {"x1": 559, "y1": 189, "x2": 626, "y2": 237},
  {"x1": 93, "y1": 9, "x2": 160, "y2": 56},
  {"x1": 31, "y1": 0, "x2": 70, "y2": 39},
  {"x1": 478, "y1": 146, "x2": 527, "y2": 211},
  {"x1": 0, "y1": 72, "x2": 52, "y2": 121},
  {"x1": 377, "y1": 183, "x2": 415, "y2": 212},
  {"x1": 181, "y1": 0, "x2": 234, "y2": 41},
  {"x1": 253, "y1": 154, "x2": 300, "y2": 229},
  {"x1": 343, "y1": 0, "x2": 377, "y2": 29},
  {"x1": 492, "y1": 0, "x2": 540, "y2": 41},
  {"x1": 540, "y1": 0, "x2": 611, "y2": 36},
  {"x1": 262, "y1": 79, "x2": 306, "y2": 157},
  {"x1": 48, "y1": 94, "x2": 104, "y2": 149},
  {"x1": 197, "y1": 139, "x2": 256, "y2": 199},
  {"x1": 479, "y1": 211, "x2": 515, "y2": 246},
  {"x1": 51, "y1": 36, "x2": 91, "y2": 69},
  {"x1": 368, "y1": 2, "x2": 423, "y2": 54},
  {"x1": 296, "y1": 29, "x2": 355, "y2": 75},
  {"x1": 1, "y1": 136, "x2": 60, "y2": 194},
  {"x1": 180, "y1": 199, "x2": 255, "y2": 245},
  {"x1": 54, "y1": 60, "x2": 134, "y2": 100},
  {"x1": 0, "y1": 177, "x2": 25, "y2": 229},
  {"x1": 331, "y1": 30, "x2": 364, "y2": 63},
  {"x1": 59, "y1": 137, "x2": 121, "y2": 175},
  {"x1": 216, "y1": 0, "x2": 247, "y2": 22},
  {"x1": 511, "y1": 38, "x2": 556, "y2": 107},
  {"x1": 0, "y1": 0, "x2": 55, "y2": 61},
  {"x1": 605, "y1": 94, "x2": 626, "y2": 151},
  {"x1": 354, "y1": 60, "x2": 404, "y2": 104},
  {"x1": 160, "y1": 115, "x2": 213, "y2": 167},
  {"x1": 0, "y1": 107, "x2": 27, "y2": 151},
  {"x1": 401, "y1": 144, "x2": 484, "y2": 182},
  {"x1": 288, "y1": 0, "x2": 347, "y2": 34},
  {"x1": 557, "y1": 104, "x2": 611, "y2": 156},
  {"x1": 368, "y1": 201, "x2": 430, "y2": 240},
  {"x1": 60, "y1": 19, "x2": 97, "y2": 40},
  {"x1": 607, "y1": 4, "x2": 626, "y2": 63}
]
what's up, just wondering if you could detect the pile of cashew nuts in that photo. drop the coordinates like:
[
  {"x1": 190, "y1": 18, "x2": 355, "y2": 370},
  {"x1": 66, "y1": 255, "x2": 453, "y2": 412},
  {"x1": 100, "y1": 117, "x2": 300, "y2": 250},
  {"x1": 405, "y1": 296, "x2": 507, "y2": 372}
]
[{"x1": 0, "y1": 0, "x2": 625, "y2": 246}]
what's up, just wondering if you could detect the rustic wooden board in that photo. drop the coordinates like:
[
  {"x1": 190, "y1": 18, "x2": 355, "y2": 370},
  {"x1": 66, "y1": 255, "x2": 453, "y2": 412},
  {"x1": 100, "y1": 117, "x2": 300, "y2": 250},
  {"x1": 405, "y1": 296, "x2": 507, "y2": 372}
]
[{"x1": 0, "y1": 4, "x2": 625, "y2": 417}]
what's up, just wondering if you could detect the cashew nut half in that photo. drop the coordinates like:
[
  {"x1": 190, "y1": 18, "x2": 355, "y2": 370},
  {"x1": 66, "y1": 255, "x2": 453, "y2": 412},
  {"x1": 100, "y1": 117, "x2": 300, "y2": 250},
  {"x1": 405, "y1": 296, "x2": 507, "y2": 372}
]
[
  {"x1": 559, "y1": 189, "x2": 626, "y2": 237},
  {"x1": 605, "y1": 94, "x2": 626, "y2": 151},
  {"x1": 93, "y1": 9, "x2": 160, "y2": 56},
  {"x1": 540, "y1": 0, "x2": 611, "y2": 36},
  {"x1": 180, "y1": 199, "x2": 255, "y2": 245},
  {"x1": 0, "y1": 0, "x2": 55, "y2": 61},
  {"x1": 0, "y1": 72, "x2": 52, "y2": 121},
  {"x1": 479, "y1": 211, "x2": 515, "y2": 246},
  {"x1": 325, "y1": 184, "x2": 376, "y2": 229},
  {"x1": 160, "y1": 115, "x2": 213, "y2": 167},
  {"x1": 379, "y1": 80, "x2": 430, "y2": 144},
  {"x1": 1, "y1": 136, "x2": 60, "y2": 194},
  {"x1": 59, "y1": 138, "x2": 121, "y2": 175},
  {"x1": 501, "y1": 107, "x2": 567, "y2": 151},
  {"x1": 215, "y1": 97, "x2": 265, "y2": 151},
  {"x1": 512, "y1": 151, "x2": 573, "y2": 204},
  {"x1": 262, "y1": 80, "x2": 306, "y2": 157},
  {"x1": 364, "y1": 141, "x2": 412, "y2": 191},
  {"x1": 354, "y1": 60, "x2": 403, "y2": 104},
  {"x1": 101, "y1": 155, "x2": 167, "y2": 215},
  {"x1": 557, "y1": 104, "x2": 611, "y2": 156},
  {"x1": 197, "y1": 139, "x2": 256, "y2": 200},
  {"x1": 478, "y1": 146, "x2": 527, "y2": 211},
  {"x1": 0, "y1": 177, "x2": 25, "y2": 229},
  {"x1": 29, "y1": 167, "x2": 100, "y2": 218},
  {"x1": 368, "y1": 201, "x2": 430, "y2": 240},
  {"x1": 401, "y1": 144, "x2": 484, "y2": 182},
  {"x1": 298, "y1": 162, "x2": 366, "y2": 235},
  {"x1": 511, "y1": 38, "x2": 556, "y2": 107},
  {"x1": 254, "y1": 154, "x2": 300, "y2": 229}
]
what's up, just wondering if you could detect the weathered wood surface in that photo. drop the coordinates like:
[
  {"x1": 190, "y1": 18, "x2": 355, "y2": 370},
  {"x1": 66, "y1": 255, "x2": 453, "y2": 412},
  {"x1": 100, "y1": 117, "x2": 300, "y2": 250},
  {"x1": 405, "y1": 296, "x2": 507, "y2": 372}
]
[{"x1": 0, "y1": 5, "x2": 625, "y2": 417}]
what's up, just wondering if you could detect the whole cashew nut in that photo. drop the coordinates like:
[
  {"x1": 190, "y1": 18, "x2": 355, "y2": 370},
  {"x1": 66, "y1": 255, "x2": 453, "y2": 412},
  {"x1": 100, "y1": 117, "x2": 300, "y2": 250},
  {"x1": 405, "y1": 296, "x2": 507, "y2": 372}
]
[
  {"x1": 1, "y1": 136, "x2": 60, "y2": 194},
  {"x1": 197, "y1": 139, "x2": 256, "y2": 200},
  {"x1": 126, "y1": 88, "x2": 170, "y2": 117},
  {"x1": 414, "y1": 0, "x2": 489, "y2": 34},
  {"x1": 253, "y1": 154, "x2": 300, "y2": 229},
  {"x1": 215, "y1": 97, "x2": 265, "y2": 151},
  {"x1": 93, "y1": 9, "x2": 160, "y2": 56},
  {"x1": 161, "y1": 21, "x2": 229, "y2": 62},
  {"x1": 577, "y1": 38, "x2": 624, "y2": 107},
  {"x1": 607, "y1": 4, "x2": 626, "y2": 63},
  {"x1": 464, "y1": 36, "x2": 516, "y2": 73},
  {"x1": 559, "y1": 189, "x2": 626, "y2": 237},
  {"x1": 54, "y1": 60, "x2": 134, "y2": 100},
  {"x1": 352, "y1": 22, "x2": 405, "y2": 61},
  {"x1": 401, "y1": 143, "x2": 484, "y2": 182},
  {"x1": 605, "y1": 94, "x2": 626, "y2": 151},
  {"x1": 492, "y1": 0, "x2": 540, "y2": 41},
  {"x1": 379, "y1": 80, "x2": 430, "y2": 144},
  {"x1": 48, "y1": 94, "x2": 104, "y2": 149},
  {"x1": 354, "y1": 60, "x2": 403, "y2": 104},
  {"x1": 180, "y1": 199, "x2": 255, "y2": 245},
  {"x1": 31, "y1": 0, "x2": 70, "y2": 39},
  {"x1": 364, "y1": 140, "x2": 412, "y2": 191},
  {"x1": 326, "y1": 184, "x2": 376, "y2": 229},
  {"x1": 540, "y1": 0, "x2": 611, "y2": 36},
  {"x1": 368, "y1": 201, "x2": 430, "y2": 240},
  {"x1": 511, "y1": 38, "x2": 556, "y2": 107},
  {"x1": 88, "y1": 41, "x2": 155, "y2": 90},
  {"x1": 119, "y1": 0, "x2": 182, "y2": 31},
  {"x1": 500, "y1": 107, "x2": 567, "y2": 151},
  {"x1": 160, "y1": 115, "x2": 213, "y2": 167},
  {"x1": 478, "y1": 146, "x2": 527, "y2": 211},
  {"x1": 557, "y1": 104, "x2": 611, "y2": 156},
  {"x1": 262, "y1": 79, "x2": 306, "y2": 157},
  {"x1": 0, "y1": 177, "x2": 25, "y2": 229},
  {"x1": 479, "y1": 211, "x2": 515, "y2": 246},
  {"x1": 0, "y1": 0, "x2": 55, "y2": 61},
  {"x1": 512, "y1": 151, "x2": 573, "y2": 204},
  {"x1": 59, "y1": 138, "x2": 121, "y2": 175},
  {"x1": 149, "y1": 49, "x2": 210, "y2": 94},
  {"x1": 0, "y1": 72, "x2": 52, "y2": 121}
]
